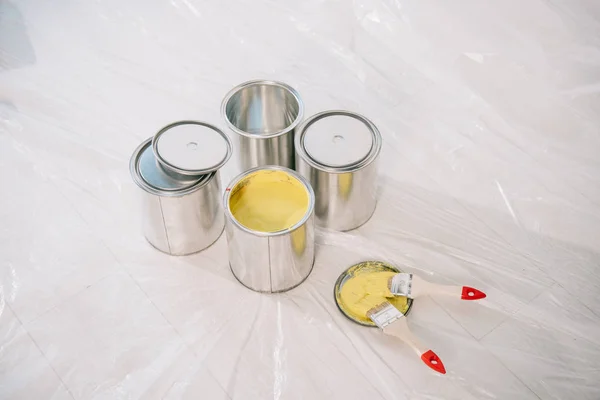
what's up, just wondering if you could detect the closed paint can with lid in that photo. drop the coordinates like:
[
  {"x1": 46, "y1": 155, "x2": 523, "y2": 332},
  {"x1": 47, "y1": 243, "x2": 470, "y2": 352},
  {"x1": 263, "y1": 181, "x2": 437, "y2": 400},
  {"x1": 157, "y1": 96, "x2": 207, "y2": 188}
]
[
  {"x1": 129, "y1": 121, "x2": 232, "y2": 255},
  {"x1": 223, "y1": 166, "x2": 315, "y2": 292},
  {"x1": 295, "y1": 111, "x2": 382, "y2": 231}
]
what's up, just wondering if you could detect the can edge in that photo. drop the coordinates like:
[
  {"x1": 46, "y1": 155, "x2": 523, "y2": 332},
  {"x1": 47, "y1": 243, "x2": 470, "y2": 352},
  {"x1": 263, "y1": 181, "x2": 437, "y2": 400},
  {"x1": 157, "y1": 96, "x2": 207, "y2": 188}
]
[
  {"x1": 295, "y1": 110, "x2": 382, "y2": 173},
  {"x1": 152, "y1": 120, "x2": 233, "y2": 177},
  {"x1": 222, "y1": 165, "x2": 316, "y2": 238},
  {"x1": 221, "y1": 79, "x2": 305, "y2": 139},
  {"x1": 144, "y1": 224, "x2": 225, "y2": 256},
  {"x1": 229, "y1": 251, "x2": 315, "y2": 293},
  {"x1": 129, "y1": 137, "x2": 216, "y2": 197}
]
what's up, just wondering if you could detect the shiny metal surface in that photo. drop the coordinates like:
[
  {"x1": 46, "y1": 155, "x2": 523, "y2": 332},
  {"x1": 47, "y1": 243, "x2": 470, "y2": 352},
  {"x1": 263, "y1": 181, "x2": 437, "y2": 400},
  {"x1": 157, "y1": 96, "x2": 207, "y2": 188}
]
[
  {"x1": 221, "y1": 80, "x2": 303, "y2": 170},
  {"x1": 138, "y1": 139, "x2": 202, "y2": 191},
  {"x1": 223, "y1": 166, "x2": 315, "y2": 293},
  {"x1": 295, "y1": 111, "x2": 382, "y2": 231},
  {"x1": 303, "y1": 114, "x2": 374, "y2": 167},
  {"x1": 153, "y1": 120, "x2": 232, "y2": 177},
  {"x1": 130, "y1": 139, "x2": 225, "y2": 255}
]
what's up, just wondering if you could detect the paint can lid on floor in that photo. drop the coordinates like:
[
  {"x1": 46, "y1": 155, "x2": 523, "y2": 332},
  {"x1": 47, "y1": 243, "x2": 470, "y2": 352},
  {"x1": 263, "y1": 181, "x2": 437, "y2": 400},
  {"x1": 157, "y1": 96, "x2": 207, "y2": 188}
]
[
  {"x1": 333, "y1": 260, "x2": 413, "y2": 327},
  {"x1": 153, "y1": 121, "x2": 232, "y2": 176}
]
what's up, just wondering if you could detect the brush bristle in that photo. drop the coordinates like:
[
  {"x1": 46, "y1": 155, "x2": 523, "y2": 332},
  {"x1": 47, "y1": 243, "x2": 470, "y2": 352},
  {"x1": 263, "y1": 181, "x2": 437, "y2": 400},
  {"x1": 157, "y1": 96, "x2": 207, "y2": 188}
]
[
  {"x1": 367, "y1": 301, "x2": 404, "y2": 328},
  {"x1": 367, "y1": 301, "x2": 393, "y2": 317}
]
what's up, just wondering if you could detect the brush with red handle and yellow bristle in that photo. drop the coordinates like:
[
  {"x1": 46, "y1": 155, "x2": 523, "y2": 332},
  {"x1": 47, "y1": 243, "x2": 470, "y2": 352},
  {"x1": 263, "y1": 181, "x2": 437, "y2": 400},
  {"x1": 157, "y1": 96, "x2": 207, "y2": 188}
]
[
  {"x1": 367, "y1": 301, "x2": 446, "y2": 374},
  {"x1": 388, "y1": 273, "x2": 486, "y2": 300}
]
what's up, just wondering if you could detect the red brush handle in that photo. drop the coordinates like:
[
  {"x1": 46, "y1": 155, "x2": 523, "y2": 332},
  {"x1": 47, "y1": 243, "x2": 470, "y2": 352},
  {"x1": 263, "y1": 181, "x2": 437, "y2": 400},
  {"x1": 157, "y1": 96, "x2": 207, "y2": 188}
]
[
  {"x1": 383, "y1": 318, "x2": 447, "y2": 375},
  {"x1": 461, "y1": 286, "x2": 486, "y2": 300},
  {"x1": 421, "y1": 350, "x2": 446, "y2": 374}
]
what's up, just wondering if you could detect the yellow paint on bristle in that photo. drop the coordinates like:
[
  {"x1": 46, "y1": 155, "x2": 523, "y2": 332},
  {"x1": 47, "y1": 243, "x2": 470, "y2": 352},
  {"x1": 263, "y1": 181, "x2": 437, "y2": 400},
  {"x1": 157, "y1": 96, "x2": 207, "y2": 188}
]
[
  {"x1": 229, "y1": 170, "x2": 309, "y2": 233},
  {"x1": 337, "y1": 262, "x2": 409, "y2": 325}
]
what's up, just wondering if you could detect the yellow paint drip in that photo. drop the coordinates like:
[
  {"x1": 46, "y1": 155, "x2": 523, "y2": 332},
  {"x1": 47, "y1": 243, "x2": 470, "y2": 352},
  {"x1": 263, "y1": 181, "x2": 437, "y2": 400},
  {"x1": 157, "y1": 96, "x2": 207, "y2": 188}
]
[
  {"x1": 336, "y1": 261, "x2": 410, "y2": 325},
  {"x1": 229, "y1": 170, "x2": 309, "y2": 233}
]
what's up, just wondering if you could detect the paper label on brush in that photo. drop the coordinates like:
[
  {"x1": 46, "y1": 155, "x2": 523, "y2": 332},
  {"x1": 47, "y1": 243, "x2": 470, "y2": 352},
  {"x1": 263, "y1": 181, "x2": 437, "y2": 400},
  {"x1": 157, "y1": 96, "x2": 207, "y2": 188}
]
[{"x1": 390, "y1": 273, "x2": 412, "y2": 297}]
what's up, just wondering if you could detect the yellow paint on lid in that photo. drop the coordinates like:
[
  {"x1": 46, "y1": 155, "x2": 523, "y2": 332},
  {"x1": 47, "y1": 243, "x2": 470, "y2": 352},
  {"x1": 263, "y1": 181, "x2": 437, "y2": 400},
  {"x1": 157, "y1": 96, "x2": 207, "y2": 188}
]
[{"x1": 334, "y1": 261, "x2": 411, "y2": 326}]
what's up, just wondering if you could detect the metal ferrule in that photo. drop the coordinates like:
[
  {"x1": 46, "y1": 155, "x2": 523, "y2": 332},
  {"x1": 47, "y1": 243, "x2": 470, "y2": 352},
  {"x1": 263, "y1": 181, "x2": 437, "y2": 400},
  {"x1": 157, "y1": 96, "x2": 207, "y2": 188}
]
[
  {"x1": 389, "y1": 273, "x2": 414, "y2": 297},
  {"x1": 368, "y1": 303, "x2": 405, "y2": 329}
]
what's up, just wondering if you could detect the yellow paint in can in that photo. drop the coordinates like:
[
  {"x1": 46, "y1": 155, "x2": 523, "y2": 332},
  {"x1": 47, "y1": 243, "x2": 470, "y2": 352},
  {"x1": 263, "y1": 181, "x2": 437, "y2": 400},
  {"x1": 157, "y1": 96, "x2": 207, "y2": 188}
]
[{"x1": 229, "y1": 170, "x2": 309, "y2": 233}]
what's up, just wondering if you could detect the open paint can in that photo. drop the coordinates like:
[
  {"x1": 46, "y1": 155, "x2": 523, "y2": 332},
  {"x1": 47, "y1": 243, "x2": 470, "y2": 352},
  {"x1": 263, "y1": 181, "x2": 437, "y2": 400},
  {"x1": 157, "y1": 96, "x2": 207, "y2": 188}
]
[
  {"x1": 129, "y1": 121, "x2": 232, "y2": 255},
  {"x1": 221, "y1": 80, "x2": 304, "y2": 171},
  {"x1": 223, "y1": 166, "x2": 315, "y2": 292},
  {"x1": 295, "y1": 111, "x2": 382, "y2": 231}
]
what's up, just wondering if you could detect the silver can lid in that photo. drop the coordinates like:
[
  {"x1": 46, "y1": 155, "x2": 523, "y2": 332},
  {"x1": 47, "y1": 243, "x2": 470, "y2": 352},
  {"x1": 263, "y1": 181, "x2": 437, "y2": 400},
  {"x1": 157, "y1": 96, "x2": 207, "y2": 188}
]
[
  {"x1": 133, "y1": 139, "x2": 203, "y2": 192},
  {"x1": 302, "y1": 113, "x2": 374, "y2": 167},
  {"x1": 153, "y1": 121, "x2": 232, "y2": 176}
]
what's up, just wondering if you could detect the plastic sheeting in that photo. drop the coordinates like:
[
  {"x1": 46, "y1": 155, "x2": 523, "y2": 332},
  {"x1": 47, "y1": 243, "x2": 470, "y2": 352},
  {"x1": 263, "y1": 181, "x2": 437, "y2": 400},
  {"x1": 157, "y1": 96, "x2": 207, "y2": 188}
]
[{"x1": 1, "y1": 0, "x2": 600, "y2": 398}]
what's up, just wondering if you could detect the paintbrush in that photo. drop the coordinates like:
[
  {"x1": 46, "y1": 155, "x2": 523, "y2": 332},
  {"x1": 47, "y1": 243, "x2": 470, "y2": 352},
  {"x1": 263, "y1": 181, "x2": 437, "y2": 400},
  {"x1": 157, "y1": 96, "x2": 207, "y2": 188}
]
[
  {"x1": 388, "y1": 273, "x2": 486, "y2": 300},
  {"x1": 367, "y1": 301, "x2": 446, "y2": 374}
]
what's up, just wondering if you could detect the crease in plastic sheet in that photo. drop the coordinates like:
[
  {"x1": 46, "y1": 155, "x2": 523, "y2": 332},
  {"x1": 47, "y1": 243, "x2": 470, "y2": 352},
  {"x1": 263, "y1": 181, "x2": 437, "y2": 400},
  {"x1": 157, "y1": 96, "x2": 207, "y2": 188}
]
[{"x1": 1, "y1": 0, "x2": 600, "y2": 399}]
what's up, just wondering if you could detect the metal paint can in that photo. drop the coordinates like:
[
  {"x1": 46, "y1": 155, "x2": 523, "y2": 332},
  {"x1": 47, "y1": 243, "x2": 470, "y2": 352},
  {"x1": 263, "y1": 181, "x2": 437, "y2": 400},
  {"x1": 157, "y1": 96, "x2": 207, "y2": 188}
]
[
  {"x1": 129, "y1": 121, "x2": 232, "y2": 255},
  {"x1": 221, "y1": 80, "x2": 304, "y2": 171},
  {"x1": 295, "y1": 111, "x2": 382, "y2": 231},
  {"x1": 223, "y1": 166, "x2": 315, "y2": 293}
]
